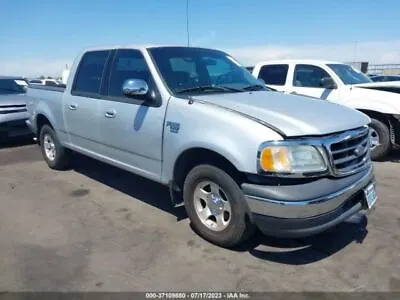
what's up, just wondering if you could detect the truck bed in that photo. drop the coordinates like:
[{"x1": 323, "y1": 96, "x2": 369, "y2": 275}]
[
  {"x1": 26, "y1": 84, "x2": 66, "y2": 133},
  {"x1": 28, "y1": 84, "x2": 65, "y2": 93}
]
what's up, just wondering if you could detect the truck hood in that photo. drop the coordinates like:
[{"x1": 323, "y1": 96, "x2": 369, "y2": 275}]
[
  {"x1": 0, "y1": 93, "x2": 28, "y2": 107},
  {"x1": 352, "y1": 81, "x2": 400, "y2": 94},
  {"x1": 194, "y1": 91, "x2": 369, "y2": 137}
]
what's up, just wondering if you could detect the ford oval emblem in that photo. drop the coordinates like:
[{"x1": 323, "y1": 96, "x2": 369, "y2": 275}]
[{"x1": 353, "y1": 144, "x2": 364, "y2": 157}]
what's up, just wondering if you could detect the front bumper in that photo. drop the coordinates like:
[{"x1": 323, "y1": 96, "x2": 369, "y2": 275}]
[
  {"x1": 242, "y1": 165, "x2": 375, "y2": 238},
  {"x1": 0, "y1": 118, "x2": 32, "y2": 139},
  {"x1": 26, "y1": 119, "x2": 36, "y2": 135}
]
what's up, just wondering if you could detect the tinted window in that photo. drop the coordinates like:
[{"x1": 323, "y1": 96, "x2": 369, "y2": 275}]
[
  {"x1": 73, "y1": 50, "x2": 110, "y2": 94},
  {"x1": 108, "y1": 49, "x2": 151, "y2": 98},
  {"x1": 293, "y1": 64, "x2": 332, "y2": 88},
  {"x1": 258, "y1": 64, "x2": 288, "y2": 86},
  {"x1": 149, "y1": 47, "x2": 264, "y2": 94},
  {"x1": 0, "y1": 79, "x2": 26, "y2": 94}
]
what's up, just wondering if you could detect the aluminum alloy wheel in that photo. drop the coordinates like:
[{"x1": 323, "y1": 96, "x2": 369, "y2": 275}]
[
  {"x1": 193, "y1": 181, "x2": 232, "y2": 232},
  {"x1": 370, "y1": 128, "x2": 380, "y2": 150},
  {"x1": 43, "y1": 134, "x2": 56, "y2": 161}
]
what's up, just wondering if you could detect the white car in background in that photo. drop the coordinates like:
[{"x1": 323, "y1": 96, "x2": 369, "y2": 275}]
[
  {"x1": 29, "y1": 78, "x2": 64, "y2": 87},
  {"x1": 251, "y1": 60, "x2": 400, "y2": 160}
]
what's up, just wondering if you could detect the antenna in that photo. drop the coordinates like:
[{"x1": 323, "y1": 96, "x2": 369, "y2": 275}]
[{"x1": 186, "y1": 0, "x2": 190, "y2": 47}]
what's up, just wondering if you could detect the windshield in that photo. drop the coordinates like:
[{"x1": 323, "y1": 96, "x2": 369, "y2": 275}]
[
  {"x1": 0, "y1": 79, "x2": 27, "y2": 94},
  {"x1": 148, "y1": 47, "x2": 267, "y2": 95},
  {"x1": 327, "y1": 64, "x2": 372, "y2": 85}
]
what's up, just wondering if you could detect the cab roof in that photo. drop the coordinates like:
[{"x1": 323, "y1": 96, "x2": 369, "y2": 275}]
[{"x1": 255, "y1": 59, "x2": 344, "y2": 66}]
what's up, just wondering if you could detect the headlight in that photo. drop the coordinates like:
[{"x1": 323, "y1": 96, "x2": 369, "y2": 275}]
[{"x1": 258, "y1": 144, "x2": 327, "y2": 175}]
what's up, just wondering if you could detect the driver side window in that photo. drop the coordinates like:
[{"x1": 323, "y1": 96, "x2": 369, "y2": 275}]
[
  {"x1": 293, "y1": 64, "x2": 332, "y2": 88},
  {"x1": 108, "y1": 49, "x2": 151, "y2": 98}
]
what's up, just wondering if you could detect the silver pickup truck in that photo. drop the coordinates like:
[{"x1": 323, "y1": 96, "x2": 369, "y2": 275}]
[{"x1": 26, "y1": 46, "x2": 377, "y2": 248}]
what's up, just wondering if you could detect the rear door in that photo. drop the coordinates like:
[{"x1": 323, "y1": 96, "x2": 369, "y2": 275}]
[
  {"x1": 289, "y1": 64, "x2": 341, "y2": 100},
  {"x1": 97, "y1": 49, "x2": 165, "y2": 181},
  {"x1": 255, "y1": 64, "x2": 289, "y2": 92},
  {"x1": 63, "y1": 50, "x2": 112, "y2": 153}
]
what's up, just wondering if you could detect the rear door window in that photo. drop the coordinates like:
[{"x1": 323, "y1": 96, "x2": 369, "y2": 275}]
[
  {"x1": 72, "y1": 50, "x2": 111, "y2": 95},
  {"x1": 257, "y1": 64, "x2": 289, "y2": 86}
]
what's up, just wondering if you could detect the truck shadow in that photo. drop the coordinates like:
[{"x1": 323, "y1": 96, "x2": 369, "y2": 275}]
[
  {"x1": 236, "y1": 214, "x2": 368, "y2": 265},
  {"x1": 71, "y1": 152, "x2": 368, "y2": 265},
  {"x1": 386, "y1": 149, "x2": 400, "y2": 163},
  {"x1": 71, "y1": 153, "x2": 187, "y2": 220},
  {"x1": 0, "y1": 136, "x2": 35, "y2": 149}
]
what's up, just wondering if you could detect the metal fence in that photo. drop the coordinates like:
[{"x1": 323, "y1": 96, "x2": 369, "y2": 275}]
[{"x1": 367, "y1": 64, "x2": 400, "y2": 75}]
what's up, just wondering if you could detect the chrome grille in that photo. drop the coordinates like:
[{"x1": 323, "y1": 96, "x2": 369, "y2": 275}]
[
  {"x1": 326, "y1": 126, "x2": 371, "y2": 176},
  {"x1": 0, "y1": 104, "x2": 27, "y2": 114}
]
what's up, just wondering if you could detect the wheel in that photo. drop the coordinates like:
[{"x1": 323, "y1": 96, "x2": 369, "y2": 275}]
[
  {"x1": 183, "y1": 164, "x2": 254, "y2": 248},
  {"x1": 39, "y1": 125, "x2": 71, "y2": 170},
  {"x1": 369, "y1": 118, "x2": 391, "y2": 160}
]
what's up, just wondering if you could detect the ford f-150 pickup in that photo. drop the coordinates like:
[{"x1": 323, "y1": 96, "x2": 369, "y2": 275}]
[{"x1": 26, "y1": 46, "x2": 377, "y2": 248}]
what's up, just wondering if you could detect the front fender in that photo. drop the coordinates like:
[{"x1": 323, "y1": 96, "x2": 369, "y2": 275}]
[
  {"x1": 344, "y1": 88, "x2": 400, "y2": 114},
  {"x1": 34, "y1": 101, "x2": 57, "y2": 130},
  {"x1": 161, "y1": 97, "x2": 283, "y2": 184}
]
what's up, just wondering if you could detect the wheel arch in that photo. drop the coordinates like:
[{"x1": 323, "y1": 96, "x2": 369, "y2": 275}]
[
  {"x1": 35, "y1": 114, "x2": 54, "y2": 139},
  {"x1": 358, "y1": 109, "x2": 395, "y2": 145},
  {"x1": 170, "y1": 147, "x2": 247, "y2": 207}
]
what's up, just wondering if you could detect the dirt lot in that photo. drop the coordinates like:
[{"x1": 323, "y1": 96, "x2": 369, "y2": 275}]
[{"x1": 0, "y1": 139, "x2": 399, "y2": 292}]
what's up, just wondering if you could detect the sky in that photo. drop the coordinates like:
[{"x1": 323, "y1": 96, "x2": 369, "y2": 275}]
[{"x1": 1, "y1": 0, "x2": 399, "y2": 77}]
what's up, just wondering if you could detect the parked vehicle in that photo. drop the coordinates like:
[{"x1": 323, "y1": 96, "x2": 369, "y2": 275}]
[
  {"x1": 0, "y1": 76, "x2": 32, "y2": 140},
  {"x1": 26, "y1": 46, "x2": 376, "y2": 247},
  {"x1": 370, "y1": 75, "x2": 400, "y2": 83},
  {"x1": 251, "y1": 60, "x2": 400, "y2": 160},
  {"x1": 29, "y1": 78, "x2": 64, "y2": 87}
]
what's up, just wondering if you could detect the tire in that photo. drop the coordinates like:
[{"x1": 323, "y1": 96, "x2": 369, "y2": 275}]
[
  {"x1": 39, "y1": 124, "x2": 71, "y2": 170},
  {"x1": 369, "y1": 118, "x2": 391, "y2": 161},
  {"x1": 183, "y1": 164, "x2": 254, "y2": 248}
]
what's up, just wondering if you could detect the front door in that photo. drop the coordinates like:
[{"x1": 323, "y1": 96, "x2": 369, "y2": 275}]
[
  {"x1": 289, "y1": 64, "x2": 341, "y2": 101},
  {"x1": 63, "y1": 50, "x2": 112, "y2": 154},
  {"x1": 98, "y1": 49, "x2": 165, "y2": 181}
]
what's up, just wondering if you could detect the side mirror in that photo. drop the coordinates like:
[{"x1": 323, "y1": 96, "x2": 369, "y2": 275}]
[
  {"x1": 321, "y1": 77, "x2": 337, "y2": 89},
  {"x1": 122, "y1": 79, "x2": 149, "y2": 97}
]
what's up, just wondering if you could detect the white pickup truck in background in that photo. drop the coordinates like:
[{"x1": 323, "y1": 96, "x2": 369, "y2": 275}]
[{"x1": 251, "y1": 60, "x2": 400, "y2": 160}]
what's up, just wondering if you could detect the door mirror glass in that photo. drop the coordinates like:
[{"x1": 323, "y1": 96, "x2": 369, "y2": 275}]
[
  {"x1": 321, "y1": 77, "x2": 337, "y2": 89},
  {"x1": 122, "y1": 79, "x2": 149, "y2": 97}
]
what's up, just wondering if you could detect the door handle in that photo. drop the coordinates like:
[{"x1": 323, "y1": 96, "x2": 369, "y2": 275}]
[
  {"x1": 68, "y1": 103, "x2": 78, "y2": 110},
  {"x1": 105, "y1": 110, "x2": 116, "y2": 118}
]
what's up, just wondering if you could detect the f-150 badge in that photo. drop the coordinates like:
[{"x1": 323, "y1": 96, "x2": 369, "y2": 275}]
[{"x1": 166, "y1": 121, "x2": 180, "y2": 133}]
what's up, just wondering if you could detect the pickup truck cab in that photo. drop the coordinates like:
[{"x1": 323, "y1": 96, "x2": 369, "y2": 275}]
[
  {"x1": 251, "y1": 60, "x2": 400, "y2": 160},
  {"x1": 26, "y1": 46, "x2": 376, "y2": 248}
]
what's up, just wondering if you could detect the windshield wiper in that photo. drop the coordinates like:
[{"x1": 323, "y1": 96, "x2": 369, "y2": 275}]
[
  {"x1": 242, "y1": 84, "x2": 268, "y2": 91},
  {"x1": 176, "y1": 85, "x2": 242, "y2": 94}
]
